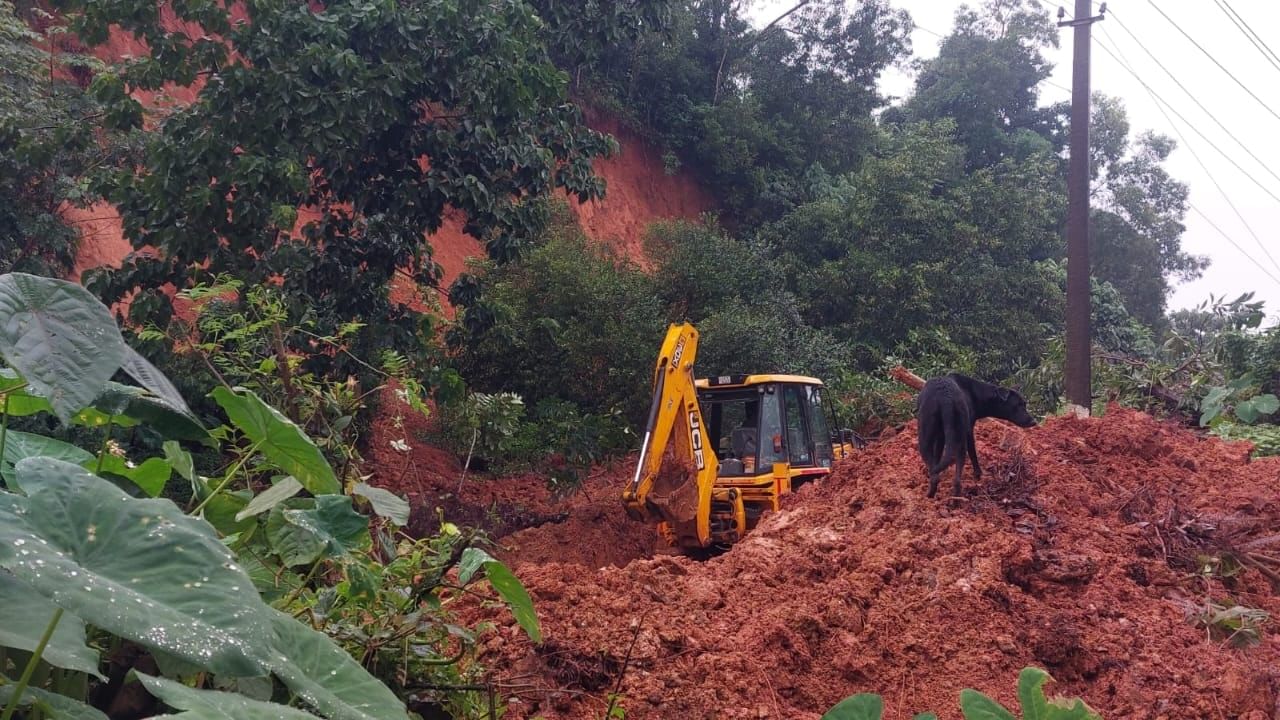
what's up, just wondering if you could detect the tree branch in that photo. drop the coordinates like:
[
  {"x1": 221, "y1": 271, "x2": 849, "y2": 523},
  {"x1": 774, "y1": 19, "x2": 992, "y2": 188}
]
[{"x1": 713, "y1": 0, "x2": 811, "y2": 104}]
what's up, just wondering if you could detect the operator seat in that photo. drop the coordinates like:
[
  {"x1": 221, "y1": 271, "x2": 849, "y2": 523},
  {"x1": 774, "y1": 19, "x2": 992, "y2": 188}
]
[{"x1": 731, "y1": 427, "x2": 758, "y2": 459}]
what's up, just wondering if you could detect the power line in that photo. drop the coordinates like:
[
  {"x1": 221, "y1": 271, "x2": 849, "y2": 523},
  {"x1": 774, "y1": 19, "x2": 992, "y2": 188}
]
[
  {"x1": 1097, "y1": 31, "x2": 1280, "y2": 283},
  {"x1": 1105, "y1": 10, "x2": 1280, "y2": 192},
  {"x1": 1144, "y1": 0, "x2": 1280, "y2": 126},
  {"x1": 1092, "y1": 36, "x2": 1280, "y2": 209},
  {"x1": 1215, "y1": 0, "x2": 1280, "y2": 71},
  {"x1": 1189, "y1": 204, "x2": 1280, "y2": 287}
]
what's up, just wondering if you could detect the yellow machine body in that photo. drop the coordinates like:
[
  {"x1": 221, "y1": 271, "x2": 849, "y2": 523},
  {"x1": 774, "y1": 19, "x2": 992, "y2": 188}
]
[{"x1": 622, "y1": 323, "x2": 857, "y2": 549}]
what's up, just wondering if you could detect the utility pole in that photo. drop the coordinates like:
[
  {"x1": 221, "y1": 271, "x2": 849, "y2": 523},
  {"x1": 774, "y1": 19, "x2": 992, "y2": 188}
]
[{"x1": 1059, "y1": 1, "x2": 1106, "y2": 417}]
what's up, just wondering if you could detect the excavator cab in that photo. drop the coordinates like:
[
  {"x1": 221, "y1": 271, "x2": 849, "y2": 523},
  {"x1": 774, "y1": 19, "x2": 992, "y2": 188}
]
[
  {"x1": 698, "y1": 374, "x2": 842, "y2": 480},
  {"x1": 623, "y1": 324, "x2": 860, "y2": 551}
]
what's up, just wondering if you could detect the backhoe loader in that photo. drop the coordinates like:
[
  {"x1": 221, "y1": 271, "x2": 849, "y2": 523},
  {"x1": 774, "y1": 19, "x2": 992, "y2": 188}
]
[{"x1": 622, "y1": 323, "x2": 860, "y2": 550}]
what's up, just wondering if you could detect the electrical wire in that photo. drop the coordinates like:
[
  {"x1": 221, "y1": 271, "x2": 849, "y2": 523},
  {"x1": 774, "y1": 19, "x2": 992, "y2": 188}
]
[
  {"x1": 1215, "y1": 0, "x2": 1280, "y2": 72},
  {"x1": 1091, "y1": 37, "x2": 1280, "y2": 207},
  {"x1": 1036, "y1": 0, "x2": 1280, "y2": 290},
  {"x1": 1189, "y1": 204, "x2": 1280, "y2": 287},
  {"x1": 1144, "y1": 0, "x2": 1280, "y2": 125},
  {"x1": 1097, "y1": 30, "x2": 1280, "y2": 283},
  {"x1": 1105, "y1": 9, "x2": 1280, "y2": 190}
]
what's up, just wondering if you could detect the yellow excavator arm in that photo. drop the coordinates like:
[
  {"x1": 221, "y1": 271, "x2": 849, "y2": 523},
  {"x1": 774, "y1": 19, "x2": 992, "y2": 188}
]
[{"x1": 622, "y1": 323, "x2": 719, "y2": 548}]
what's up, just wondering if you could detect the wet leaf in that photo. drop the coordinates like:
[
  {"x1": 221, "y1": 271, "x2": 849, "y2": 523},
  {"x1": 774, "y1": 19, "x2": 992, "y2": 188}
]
[
  {"x1": 0, "y1": 273, "x2": 126, "y2": 421},
  {"x1": 0, "y1": 570, "x2": 103, "y2": 678},
  {"x1": 137, "y1": 673, "x2": 319, "y2": 719},
  {"x1": 265, "y1": 609, "x2": 408, "y2": 720},
  {"x1": 481, "y1": 560, "x2": 541, "y2": 644},
  {"x1": 1, "y1": 430, "x2": 94, "y2": 487},
  {"x1": 0, "y1": 458, "x2": 272, "y2": 677},
  {"x1": 120, "y1": 346, "x2": 195, "y2": 417},
  {"x1": 91, "y1": 455, "x2": 172, "y2": 497},
  {"x1": 236, "y1": 476, "x2": 304, "y2": 521},
  {"x1": 457, "y1": 547, "x2": 495, "y2": 585},
  {"x1": 0, "y1": 681, "x2": 108, "y2": 720},
  {"x1": 267, "y1": 496, "x2": 369, "y2": 566}
]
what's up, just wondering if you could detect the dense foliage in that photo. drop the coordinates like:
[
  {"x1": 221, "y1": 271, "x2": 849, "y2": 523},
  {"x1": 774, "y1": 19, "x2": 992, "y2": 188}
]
[
  {"x1": 0, "y1": 2, "x2": 134, "y2": 277},
  {"x1": 0, "y1": 273, "x2": 539, "y2": 718},
  {"x1": 68, "y1": 0, "x2": 634, "y2": 391}
]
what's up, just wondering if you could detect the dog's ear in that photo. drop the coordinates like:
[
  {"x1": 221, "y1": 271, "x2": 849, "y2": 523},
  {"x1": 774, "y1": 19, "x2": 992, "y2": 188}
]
[{"x1": 997, "y1": 387, "x2": 1011, "y2": 402}]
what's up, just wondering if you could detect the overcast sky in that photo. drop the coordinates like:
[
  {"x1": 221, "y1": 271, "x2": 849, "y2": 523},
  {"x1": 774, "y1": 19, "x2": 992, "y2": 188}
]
[{"x1": 751, "y1": 0, "x2": 1280, "y2": 322}]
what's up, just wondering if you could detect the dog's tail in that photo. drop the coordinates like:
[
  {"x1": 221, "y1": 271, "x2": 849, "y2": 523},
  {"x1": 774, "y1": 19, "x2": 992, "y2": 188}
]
[{"x1": 940, "y1": 398, "x2": 965, "y2": 470}]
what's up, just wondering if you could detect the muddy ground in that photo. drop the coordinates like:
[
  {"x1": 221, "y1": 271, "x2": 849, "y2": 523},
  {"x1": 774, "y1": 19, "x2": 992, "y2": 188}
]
[{"x1": 374, "y1": 406, "x2": 1280, "y2": 720}]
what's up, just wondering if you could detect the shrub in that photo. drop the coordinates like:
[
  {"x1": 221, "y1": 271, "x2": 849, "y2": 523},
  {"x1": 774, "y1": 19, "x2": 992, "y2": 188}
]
[
  {"x1": 822, "y1": 667, "x2": 1101, "y2": 720},
  {"x1": 0, "y1": 272, "x2": 537, "y2": 718}
]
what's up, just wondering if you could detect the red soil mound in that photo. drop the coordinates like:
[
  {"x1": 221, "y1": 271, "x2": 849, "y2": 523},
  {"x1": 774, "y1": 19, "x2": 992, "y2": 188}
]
[
  {"x1": 456, "y1": 407, "x2": 1280, "y2": 719},
  {"x1": 364, "y1": 396, "x2": 662, "y2": 568}
]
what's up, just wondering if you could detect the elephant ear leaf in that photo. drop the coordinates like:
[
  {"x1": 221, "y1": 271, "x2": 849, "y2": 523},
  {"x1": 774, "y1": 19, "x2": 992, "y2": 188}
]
[
  {"x1": 0, "y1": 273, "x2": 126, "y2": 421},
  {"x1": 0, "y1": 458, "x2": 273, "y2": 677}
]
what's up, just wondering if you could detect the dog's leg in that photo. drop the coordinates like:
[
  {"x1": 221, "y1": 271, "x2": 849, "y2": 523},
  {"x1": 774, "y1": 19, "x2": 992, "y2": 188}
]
[
  {"x1": 966, "y1": 433, "x2": 981, "y2": 480},
  {"x1": 951, "y1": 441, "x2": 966, "y2": 499},
  {"x1": 938, "y1": 416, "x2": 963, "y2": 499}
]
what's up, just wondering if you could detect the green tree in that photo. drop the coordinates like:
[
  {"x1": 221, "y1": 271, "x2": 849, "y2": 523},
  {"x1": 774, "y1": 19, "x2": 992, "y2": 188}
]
[
  {"x1": 893, "y1": 0, "x2": 1064, "y2": 170},
  {"x1": 450, "y1": 207, "x2": 665, "y2": 423},
  {"x1": 645, "y1": 219, "x2": 853, "y2": 379},
  {"x1": 573, "y1": 0, "x2": 910, "y2": 228},
  {"x1": 0, "y1": 2, "x2": 133, "y2": 277},
  {"x1": 761, "y1": 119, "x2": 1066, "y2": 376},
  {"x1": 72, "y1": 0, "x2": 618, "y2": 383},
  {"x1": 1089, "y1": 94, "x2": 1204, "y2": 324}
]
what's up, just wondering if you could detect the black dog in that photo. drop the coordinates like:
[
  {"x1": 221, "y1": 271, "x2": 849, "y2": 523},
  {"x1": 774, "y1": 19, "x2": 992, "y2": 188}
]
[{"x1": 916, "y1": 373, "x2": 1037, "y2": 499}]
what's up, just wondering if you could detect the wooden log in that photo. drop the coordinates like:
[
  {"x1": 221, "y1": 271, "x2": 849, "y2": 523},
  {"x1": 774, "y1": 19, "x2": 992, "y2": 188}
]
[{"x1": 889, "y1": 365, "x2": 925, "y2": 391}]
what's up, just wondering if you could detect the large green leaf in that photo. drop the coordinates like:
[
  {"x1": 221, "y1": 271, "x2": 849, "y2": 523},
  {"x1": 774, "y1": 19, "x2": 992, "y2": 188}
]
[
  {"x1": 211, "y1": 387, "x2": 338, "y2": 495},
  {"x1": 0, "y1": 682, "x2": 108, "y2": 720},
  {"x1": 137, "y1": 673, "x2": 320, "y2": 719},
  {"x1": 0, "y1": 458, "x2": 273, "y2": 677},
  {"x1": 236, "y1": 476, "x2": 303, "y2": 522},
  {"x1": 0, "y1": 570, "x2": 103, "y2": 678},
  {"x1": 238, "y1": 554, "x2": 302, "y2": 604},
  {"x1": 119, "y1": 346, "x2": 195, "y2": 417},
  {"x1": 1016, "y1": 667, "x2": 1100, "y2": 720},
  {"x1": 821, "y1": 694, "x2": 883, "y2": 720},
  {"x1": 352, "y1": 483, "x2": 410, "y2": 526},
  {"x1": 959, "y1": 690, "x2": 1016, "y2": 720},
  {"x1": 163, "y1": 441, "x2": 196, "y2": 482},
  {"x1": 456, "y1": 549, "x2": 541, "y2": 643},
  {"x1": 91, "y1": 455, "x2": 172, "y2": 497},
  {"x1": 482, "y1": 559, "x2": 542, "y2": 644},
  {"x1": 265, "y1": 610, "x2": 407, "y2": 720},
  {"x1": 0, "y1": 273, "x2": 126, "y2": 421},
  {"x1": 266, "y1": 497, "x2": 369, "y2": 567},
  {"x1": 457, "y1": 547, "x2": 495, "y2": 585},
  {"x1": 0, "y1": 368, "x2": 54, "y2": 417},
  {"x1": 88, "y1": 381, "x2": 208, "y2": 442},
  {"x1": 1235, "y1": 394, "x2": 1280, "y2": 424},
  {"x1": 1, "y1": 430, "x2": 94, "y2": 487}
]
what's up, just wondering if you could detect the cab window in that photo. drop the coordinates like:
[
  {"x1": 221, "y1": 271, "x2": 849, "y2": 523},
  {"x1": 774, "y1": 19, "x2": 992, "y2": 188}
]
[
  {"x1": 806, "y1": 386, "x2": 834, "y2": 467},
  {"x1": 782, "y1": 386, "x2": 814, "y2": 467}
]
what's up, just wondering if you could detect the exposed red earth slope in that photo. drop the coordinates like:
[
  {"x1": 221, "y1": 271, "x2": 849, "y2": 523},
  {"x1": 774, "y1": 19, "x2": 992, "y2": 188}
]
[
  {"x1": 66, "y1": 21, "x2": 712, "y2": 298},
  {"x1": 443, "y1": 408, "x2": 1280, "y2": 720}
]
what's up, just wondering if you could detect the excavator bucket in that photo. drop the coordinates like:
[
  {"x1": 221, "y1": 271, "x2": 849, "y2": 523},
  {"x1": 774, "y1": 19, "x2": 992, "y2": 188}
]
[{"x1": 623, "y1": 323, "x2": 717, "y2": 548}]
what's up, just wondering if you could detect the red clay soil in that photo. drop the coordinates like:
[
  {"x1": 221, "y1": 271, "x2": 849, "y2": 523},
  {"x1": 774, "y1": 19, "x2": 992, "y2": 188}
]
[
  {"x1": 454, "y1": 407, "x2": 1280, "y2": 720},
  {"x1": 67, "y1": 26, "x2": 713, "y2": 301},
  {"x1": 364, "y1": 392, "x2": 663, "y2": 568}
]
